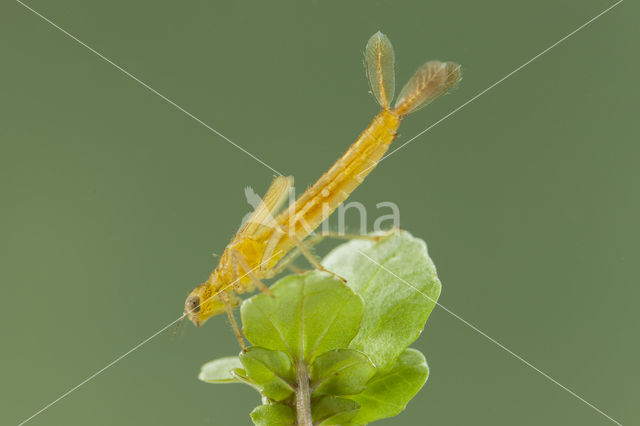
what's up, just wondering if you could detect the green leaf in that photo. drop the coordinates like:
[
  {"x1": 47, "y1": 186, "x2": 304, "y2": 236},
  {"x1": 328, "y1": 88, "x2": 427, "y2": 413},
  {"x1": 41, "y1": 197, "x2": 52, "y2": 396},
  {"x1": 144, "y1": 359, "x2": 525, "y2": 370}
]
[
  {"x1": 323, "y1": 230, "x2": 441, "y2": 371},
  {"x1": 344, "y1": 348, "x2": 429, "y2": 425},
  {"x1": 250, "y1": 404, "x2": 295, "y2": 426},
  {"x1": 310, "y1": 349, "x2": 375, "y2": 397},
  {"x1": 239, "y1": 347, "x2": 295, "y2": 401},
  {"x1": 201, "y1": 231, "x2": 440, "y2": 425},
  {"x1": 311, "y1": 396, "x2": 360, "y2": 425},
  {"x1": 198, "y1": 356, "x2": 243, "y2": 383},
  {"x1": 241, "y1": 272, "x2": 364, "y2": 363}
]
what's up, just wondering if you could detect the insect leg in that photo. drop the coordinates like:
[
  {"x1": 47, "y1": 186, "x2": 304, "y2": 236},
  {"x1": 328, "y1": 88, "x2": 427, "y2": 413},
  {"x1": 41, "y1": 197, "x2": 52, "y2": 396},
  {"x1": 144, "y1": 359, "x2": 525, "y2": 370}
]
[
  {"x1": 289, "y1": 234, "x2": 347, "y2": 283},
  {"x1": 263, "y1": 230, "x2": 397, "y2": 279},
  {"x1": 262, "y1": 230, "x2": 388, "y2": 279},
  {"x1": 286, "y1": 263, "x2": 305, "y2": 274},
  {"x1": 231, "y1": 250, "x2": 273, "y2": 298},
  {"x1": 315, "y1": 228, "x2": 397, "y2": 242},
  {"x1": 262, "y1": 230, "x2": 328, "y2": 278},
  {"x1": 218, "y1": 291, "x2": 246, "y2": 351},
  {"x1": 263, "y1": 247, "x2": 306, "y2": 279}
]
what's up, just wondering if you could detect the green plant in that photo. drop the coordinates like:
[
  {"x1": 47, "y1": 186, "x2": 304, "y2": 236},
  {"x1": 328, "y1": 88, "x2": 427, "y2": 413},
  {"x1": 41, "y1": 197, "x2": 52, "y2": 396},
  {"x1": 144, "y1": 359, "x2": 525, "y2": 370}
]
[{"x1": 198, "y1": 230, "x2": 441, "y2": 425}]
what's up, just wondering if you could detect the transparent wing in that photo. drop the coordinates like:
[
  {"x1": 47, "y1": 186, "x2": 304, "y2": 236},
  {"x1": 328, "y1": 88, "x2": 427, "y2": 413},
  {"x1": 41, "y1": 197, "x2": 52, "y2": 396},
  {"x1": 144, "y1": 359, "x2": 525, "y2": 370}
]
[
  {"x1": 365, "y1": 31, "x2": 395, "y2": 109},
  {"x1": 394, "y1": 61, "x2": 461, "y2": 116},
  {"x1": 238, "y1": 175, "x2": 293, "y2": 237}
]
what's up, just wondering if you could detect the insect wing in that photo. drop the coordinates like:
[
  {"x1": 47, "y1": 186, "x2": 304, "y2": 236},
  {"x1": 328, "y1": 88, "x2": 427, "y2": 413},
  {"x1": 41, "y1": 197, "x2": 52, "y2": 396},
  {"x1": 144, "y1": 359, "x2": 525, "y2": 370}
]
[
  {"x1": 394, "y1": 61, "x2": 461, "y2": 115},
  {"x1": 238, "y1": 175, "x2": 293, "y2": 237},
  {"x1": 365, "y1": 31, "x2": 396, "y2": 109}
]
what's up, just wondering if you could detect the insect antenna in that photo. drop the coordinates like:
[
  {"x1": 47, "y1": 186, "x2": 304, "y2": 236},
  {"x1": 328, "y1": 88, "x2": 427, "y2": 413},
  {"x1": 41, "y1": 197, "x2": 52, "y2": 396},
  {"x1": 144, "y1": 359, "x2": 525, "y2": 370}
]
[{"x1": 171, "y1": 313, "x2": 187, "y2": 340}]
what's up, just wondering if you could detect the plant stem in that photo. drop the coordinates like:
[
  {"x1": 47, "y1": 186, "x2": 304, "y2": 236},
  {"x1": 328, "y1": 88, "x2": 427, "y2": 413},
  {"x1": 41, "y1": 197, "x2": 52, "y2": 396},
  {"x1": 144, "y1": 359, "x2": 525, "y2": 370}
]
[{"x1": 295, "y1": 358, "x2": 312, "y2": 426}]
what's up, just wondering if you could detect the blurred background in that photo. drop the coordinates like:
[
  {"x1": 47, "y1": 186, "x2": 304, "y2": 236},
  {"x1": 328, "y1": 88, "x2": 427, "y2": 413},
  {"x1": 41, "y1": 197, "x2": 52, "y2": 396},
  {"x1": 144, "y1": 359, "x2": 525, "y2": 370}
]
[{"x1": 1, "y1": 0, "x2": 637, "y2": 424}]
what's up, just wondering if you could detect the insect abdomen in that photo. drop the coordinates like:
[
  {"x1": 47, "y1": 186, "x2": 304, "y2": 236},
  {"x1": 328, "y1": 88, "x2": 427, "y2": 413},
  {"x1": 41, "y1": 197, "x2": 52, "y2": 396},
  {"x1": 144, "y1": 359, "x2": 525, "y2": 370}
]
[{"x1": 276, "y1": 109, "x2": 400, "y2": 244}]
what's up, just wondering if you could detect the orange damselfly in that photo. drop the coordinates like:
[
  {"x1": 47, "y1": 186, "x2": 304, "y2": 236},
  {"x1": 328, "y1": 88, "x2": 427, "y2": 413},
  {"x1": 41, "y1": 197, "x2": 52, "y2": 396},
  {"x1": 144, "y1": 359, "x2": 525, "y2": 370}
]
[{"x1": 184, "y1": 31, "x2": 461, "y2": 349}]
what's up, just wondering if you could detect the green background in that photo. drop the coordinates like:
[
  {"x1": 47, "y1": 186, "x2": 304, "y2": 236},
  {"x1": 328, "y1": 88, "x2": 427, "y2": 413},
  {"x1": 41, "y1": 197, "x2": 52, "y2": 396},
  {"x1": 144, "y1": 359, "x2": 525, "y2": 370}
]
[{"x1": 1, "y1": 0, "x2": 636, "y2": 424}]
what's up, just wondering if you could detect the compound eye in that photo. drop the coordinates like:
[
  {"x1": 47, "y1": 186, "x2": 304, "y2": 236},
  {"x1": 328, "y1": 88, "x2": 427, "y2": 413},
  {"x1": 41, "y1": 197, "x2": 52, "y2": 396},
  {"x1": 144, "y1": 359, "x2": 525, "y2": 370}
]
[{"x1": 186, "y1": 295, "x2": 200, "y2": 313}]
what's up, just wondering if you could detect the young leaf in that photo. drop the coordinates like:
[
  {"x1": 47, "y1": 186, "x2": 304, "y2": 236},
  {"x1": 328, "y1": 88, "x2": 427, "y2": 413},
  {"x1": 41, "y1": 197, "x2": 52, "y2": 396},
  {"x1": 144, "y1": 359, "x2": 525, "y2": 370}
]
[
  {"x1": 323, "y1": 230, "x2": 441, "y2": 372},
  {"x1": 311, "y1": 396, "x2": 360, "y2": 426},
  {"x1": 241, "y1": 272, "x2": 364, "y2": 363},
  {"x1": 198, "y1": 356, "x2": 243, "y2": 384},
  {"x1": 250, "y1": 403, "x2": 295, "y2": 426},
  {"x1": 239, "y1": 347, "x2": 295, "y2": 401},
  {"x1": 344, "y1": 348, "x2": 429, "y2": 425},
  {"x1": 309, "y1": 349, "x2": 375, "y2": 397}
]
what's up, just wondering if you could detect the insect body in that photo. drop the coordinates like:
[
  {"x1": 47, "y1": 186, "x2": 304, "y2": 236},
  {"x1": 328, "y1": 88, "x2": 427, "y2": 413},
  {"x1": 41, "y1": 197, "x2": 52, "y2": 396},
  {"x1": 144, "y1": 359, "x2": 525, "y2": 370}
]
[{"x1": 184, "y1": 31, "x2": 461, "y2": 348}]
